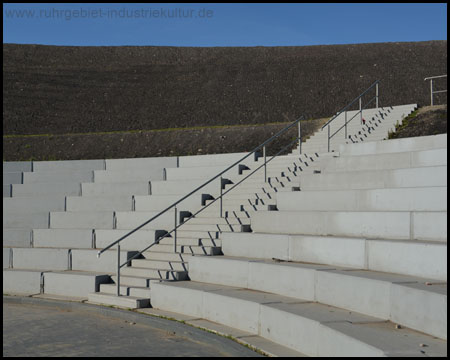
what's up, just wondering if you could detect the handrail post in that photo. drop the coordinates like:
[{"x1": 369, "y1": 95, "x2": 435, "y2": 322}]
[
  {"x1": 117, "y1": 244, "x2": 121, "y2": 297},
  {"x1": 345, "y1": 111, "x2": 347, "y2": 139},
  {"x1": 327, "y1": 125, "x2": 330, "y2": 152},
  {"x1": 219, "y1": 177, "x2": 223, "y2": 218},
  {"x1": 174, "y1": 206, "x2": 177, "y2": 253},
  {"x1": 359, "y1": 97, "x2": 362, "y2": 124},
  {"x1": 298, "y1": 120, "x2": 302, "y2": 154},
  {"x1": 263, "y1": 146, "x2": 267, "y2": 182},
  {"x1": 376, "y1": 82, "x2": 379, "y2": 109},
  {"x1": 430, "y1": 79, "x2": 434, "y2": 106}
]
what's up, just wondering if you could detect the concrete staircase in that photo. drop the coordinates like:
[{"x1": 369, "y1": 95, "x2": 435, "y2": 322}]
[
  {"x1": 299, "y1": 104, "x2": 417, "y2": 153},
  {"x1": 3, "y1": 104, "x2": 446, "y2": 356}
]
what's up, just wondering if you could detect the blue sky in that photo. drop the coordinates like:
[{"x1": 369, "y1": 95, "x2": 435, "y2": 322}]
[{"x1": 3, "y1": 3, "x2": 447, "y2": 46}]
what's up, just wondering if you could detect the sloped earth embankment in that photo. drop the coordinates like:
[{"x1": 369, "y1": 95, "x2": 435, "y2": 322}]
[
  {"x1": 389, "y1": 105, "x2": 447, "y2": 139},
  {"x1": 3, "y1": 118, "x2": 326, "y2": 161},
  {"x1": 3, "y1": 41, "x2": 447, "y2": 136}
]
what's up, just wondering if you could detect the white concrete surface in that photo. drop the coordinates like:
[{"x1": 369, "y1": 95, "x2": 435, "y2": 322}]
[
  {"x1": 3, "y1": 172, "x2": 22, "y2": 184},
  {"x1": 3, "y1": 161, "x2": 32, "y2": 173},
  {"x1": 32, "y1": 229, "x2": 94, "y2": 249},
  {"x1": 32, "y1": 159, "x2": 105, "y2": 172},
  {"x1": 3, "y1": 212, "x2": 50, "y2": 229},
  {"x1": 150, "y1": 280, "x2": 446, "y2": 356},
  {"x1": 318, "y1": 148, "x2": 446, "y2": 173},
  {"x1": 65, "y1": 196, "x2": 133, "y2": 212},
  {"x1": 339, "y1": 133, "x2": 447, "y2": 156},
  {"x1": 134, "y1": 194, "x2": 202, "y2": 212},
  {"x1": 4, "y1": 196, "x2": 66, "y2": 213},
  {"x1": 115, "y1": 211, "x2": 174, "y2": 230},
  {"x1": 43, "y1": 271, "x2": 110, "y2": 298},
  {"x1": 95, "y1": 229, "x2": 168, "y2": 251},
  {"x1": 81, "y1": 181, "x2": 150, "y2": 197},
  {"x1": 3, "y1": 184, "x2": 12, "y2": 197},
  {"x1": 11, "y1": 248, "x2": 70, "y2": 271},
  {"x1": 178, "y1": 152, "x2": 255, "y2": 167},
  {"x1": 94, "y1": 169, "x2": 165, "y2": 183},
  {"x1": 276, "y1": 187, "x2": 447, "y2": 212},
  {"x1": 220, "y1": 232, "x2": 447, "y2": 280},
  {"x1": 105, "y1": 157, "x2": 176, "y2": 171},
  {"x1": 12, "y1": 182, "x2": 82, "y2": 197},
  {"x1": 298, "y1": 166, "x2": 447, "y2": 190},
  {"x1": 3, "y1": 229, "x2": 32, "y2": 248},
  {"x1": 3, "y1": 269, "x2": 43, "y2": 295},
  {"x1": 49, "y1": 211, "x2": 114, "y2": 229},
  {"x1": 71, "y1": 249, "x2": 138, "y2": 273},
  {"x1": 23, "y1": 170, "x2": 94, "y2": 183}
]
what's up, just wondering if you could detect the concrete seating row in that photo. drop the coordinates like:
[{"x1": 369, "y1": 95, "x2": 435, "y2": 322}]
[
  {"x1": 3, "y1": 161, "x2": 32, "y2": 197},
  {"x1": 3, "y1": 151, "x2": 265, "y2": 308},
  {"x1": 150, "y1": 133, "x2": 447, "y2": 356},
  {"x1": 3, "y1": 161, "x2": 105, "y2": 249}
]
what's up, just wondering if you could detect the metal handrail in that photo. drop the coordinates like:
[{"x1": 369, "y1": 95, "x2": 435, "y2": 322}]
[
  {"x1": 321, "y1": 80, "x2": 379, "y2": 130},
  {"x1": 329, "y1": 95, "x2": 377, "y2": 140},
  {"x1": 98, "y1": 115, "x2": 304, "y2": 296},
  {"x1": 321, "y1": 80, "x2": 380, "y2": 152},
  {"x1": 116, "y1": 133, "x2": 303, "y2": 270},
  {"x1": 424, "y1": 75, "x2": 447, "y2": 106}
]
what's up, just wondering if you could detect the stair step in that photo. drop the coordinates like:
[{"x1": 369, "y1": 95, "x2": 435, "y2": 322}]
[
  {"x1": 121, "y1": 266, "x2": 188, "y2": 280},
  {"x1": 131, "y1": 259, "x2": 188, "y2": 271},
  {"x1": 99, "y1": 283, "x2": 152, "y2": 298},
  {"x1": 224, "y1": 184, "x2": 298, "y2": 194},
  {"x1": 142, "y1": 251, "x2": 193, "y2": 262},
  {"x1": 195, "y1": 210, "x2": 252, "y2": 219},
  {"x1": 219, "y1": 192, "x2": 272, "y2": 200},
  {"x1": 111, "y1": 275, "x2": 154, "y2": 287},
  {"x1": 162, "y1": 235, "x2": 222, "y2": 247},
  {"x1": 159, "y1": 236, "x2": 223, "y2": 247},
  {"x1": 175, "y1": 230, "x2": 220, "y2": 239},
  {"x1": 149, "y1": 244, "x2": 221, "y2": 255},
  {"x1": 88, "y1": 292, "x2": 150, "y2": 309},
  {"x1": 186, "y1": 216, "x2": 251, "y2": 225},
  {"x1": 177, "y1": 223, "x2": 250, "y2": 233}
]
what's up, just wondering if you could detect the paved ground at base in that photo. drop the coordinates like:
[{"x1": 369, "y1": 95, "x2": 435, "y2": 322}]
[{"x1": 3, "y1": 297, "x2": 262, "y2": 357}]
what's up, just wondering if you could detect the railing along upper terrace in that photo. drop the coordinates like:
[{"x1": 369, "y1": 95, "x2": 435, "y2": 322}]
[
  {"x1": 98, "y1": 115, "x2": 304, "y2": 296},
  {"x1": 424, "y1": 75, "x2": 447, "y2": 106}
]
